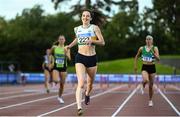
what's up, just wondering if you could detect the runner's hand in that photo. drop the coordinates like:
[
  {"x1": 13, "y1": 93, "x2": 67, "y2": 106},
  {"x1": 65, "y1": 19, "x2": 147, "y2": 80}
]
[{"x1": 85, "y1": 39, "x2": 92, "y2": 45}]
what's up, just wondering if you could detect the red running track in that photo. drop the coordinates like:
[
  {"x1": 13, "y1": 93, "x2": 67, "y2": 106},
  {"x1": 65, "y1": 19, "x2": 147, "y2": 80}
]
[{"x1": 0, "y1": 83, "x2": 180, "y2": 116}]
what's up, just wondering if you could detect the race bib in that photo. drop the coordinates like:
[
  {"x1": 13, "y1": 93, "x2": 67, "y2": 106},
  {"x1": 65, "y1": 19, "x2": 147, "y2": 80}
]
[
  {"x1": 56, "y1": 58, "x2": 64, "y2": 64},
  {"x1": 142, "y1": 56, "x2": 153, "y2": 62},
  {"x1": 56, "y1": 58, "x2": 64, "y2": 68},
  {"x1": 77, "y1": 33, "x2": 91, "y2": 45},
  {"x1": 78, "y1": 37, "x2": 89, "y2": 44},
  {"x1": 44, "y1": 60, "x2": 49, "y2": 64}
]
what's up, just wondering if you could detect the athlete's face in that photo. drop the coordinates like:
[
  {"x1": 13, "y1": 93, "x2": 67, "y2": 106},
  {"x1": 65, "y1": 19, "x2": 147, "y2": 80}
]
[
  {"x1": 146, "y1": 38, "x2": 153, "y2": 46},
  {"x1": 46, "y1": 49, "x2": 51, "y2": 55},
  {"x1": 81, "y1": 11, "x2": 91, "y2": 25},
  {"x1": 58, "y1": 36, "x2": 65, "y2": 45}
]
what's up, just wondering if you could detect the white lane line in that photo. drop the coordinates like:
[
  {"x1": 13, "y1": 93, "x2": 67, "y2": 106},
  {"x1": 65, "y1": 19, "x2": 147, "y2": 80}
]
[
  {"x1": 0, "y1": 91, "x2": 24, "y2": 95},
  {"x1": 0, "y1": 87, "x2": 75, "y2": 100},
  {"x1": 111, "y1": 85, "x2": 140, "y2": 117},
  {"x1": 0, "y1": 88, "x2": 45, "y2": 95},
  {"x1": 0, "y1": 92, "x2": 44, "y2": 100},
  {"x1": 23, "y1": 87, "x2": 75, "y2": 93},
  {"x1": 37, "y1": 85, "x2": 127, "y2": 117},
  {"x1": 0, "y1": 92, "x2": 73, "y2": 110},
  {"x1": 24, "y1": 90, "x2": 58, "y2": 93},
  {"x1": 155, "y1": 86, "x2": 180, "y2": 116}
]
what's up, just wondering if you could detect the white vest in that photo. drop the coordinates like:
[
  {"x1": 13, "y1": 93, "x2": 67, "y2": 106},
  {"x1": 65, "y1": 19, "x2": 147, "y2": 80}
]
[{"x1": 74, "y1": 24, "x2": 97, "y2": 45}]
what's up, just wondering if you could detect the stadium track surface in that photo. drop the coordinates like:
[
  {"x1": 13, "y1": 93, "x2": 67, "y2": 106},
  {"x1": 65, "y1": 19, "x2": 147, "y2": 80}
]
[{"x1": 0, "y1": 83, "x2": 180, "y2": 116}]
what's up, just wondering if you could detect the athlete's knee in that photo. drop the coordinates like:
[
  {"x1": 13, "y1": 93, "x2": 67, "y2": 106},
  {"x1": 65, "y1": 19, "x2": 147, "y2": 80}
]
[
  {"x1": 60, "y1": 79, "x2": 65, "y2": 84},
  {"x1": 60, "y1": 83, "x2": 64, "y2": 88},
  {"x1": 149, "y1": 81, "x2": 154, "y2": 88},
  {"x1": 53, "y1": 80, "x2": 59, "y2": 84},
  {"x1": 87, "y1": 82, "x2": 93, "y2": 89},
  {"x1": 77, "y1": 80, "x2": 84, "y2": 88},
  {"x1": 53, "y1": 77, "x2": 59, "y2": 83},
  {"x1": 142, "y1": 79, "x2": 148, "y2": 83},
  {"x1": 77, "y1": 84, "x2": 84, "y2": 89}
]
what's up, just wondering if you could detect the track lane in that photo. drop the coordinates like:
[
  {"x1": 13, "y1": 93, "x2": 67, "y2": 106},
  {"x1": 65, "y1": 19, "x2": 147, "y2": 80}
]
[
  {"x1": 0, "y1": 84, "x2": 119, "y2": 116},
  {"x1": 0, "y1": 84, "x2": 179, "y2": 116},
  {"x1": 161, "y1": 84, "x2": 180, "y2": 115},
  {"x1": 38, "y1": 84, "x2": 132, "y2": 116},
  {"x1": 116, "y1": 85, "x2": 178, "y2": 116},
  {"x1": 0, "y1": 92, "x2": 75, "y2": 116}
]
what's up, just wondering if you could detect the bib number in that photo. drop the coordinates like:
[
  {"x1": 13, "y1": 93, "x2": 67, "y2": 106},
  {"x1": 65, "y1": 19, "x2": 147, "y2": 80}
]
[
  {"x1": 45, "y1": 60, "x2": 49, "y2": 64},
  {"x1": 142, "y1": 56, "x2": 153, "y2": 62},
  {"x1": 56, "y1": 58, "x2": 64, "y2": 64},
  {"x1": 78, "y1": 37, "x2": 89, "y2": 44},
  {"x1": 55, "y1": 58, "x2": 64, "y2": 68}
]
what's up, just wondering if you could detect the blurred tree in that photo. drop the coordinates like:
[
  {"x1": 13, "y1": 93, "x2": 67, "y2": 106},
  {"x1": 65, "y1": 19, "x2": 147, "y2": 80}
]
[
  {"x1": 51, "y1": 0, "x2": 62, "y2": 10},
  {"x1": 103, "y1": 0, "x2": 140, "y2": 59},
  {"x1": 51, "y1": 0, "x2": 120, "y2": 15},
  {"x1": 0, "y1": 17, "x2": 8, "y2": 60},
  {"x1": 0, "y1": 5, "x2": 76, "y2": 71},
  {"x1": 142, "y1": 0, "x2": 180, "y2": 54},
  {"x1": 154, "y1": 0, "x2": 180, "y2": 53}
]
